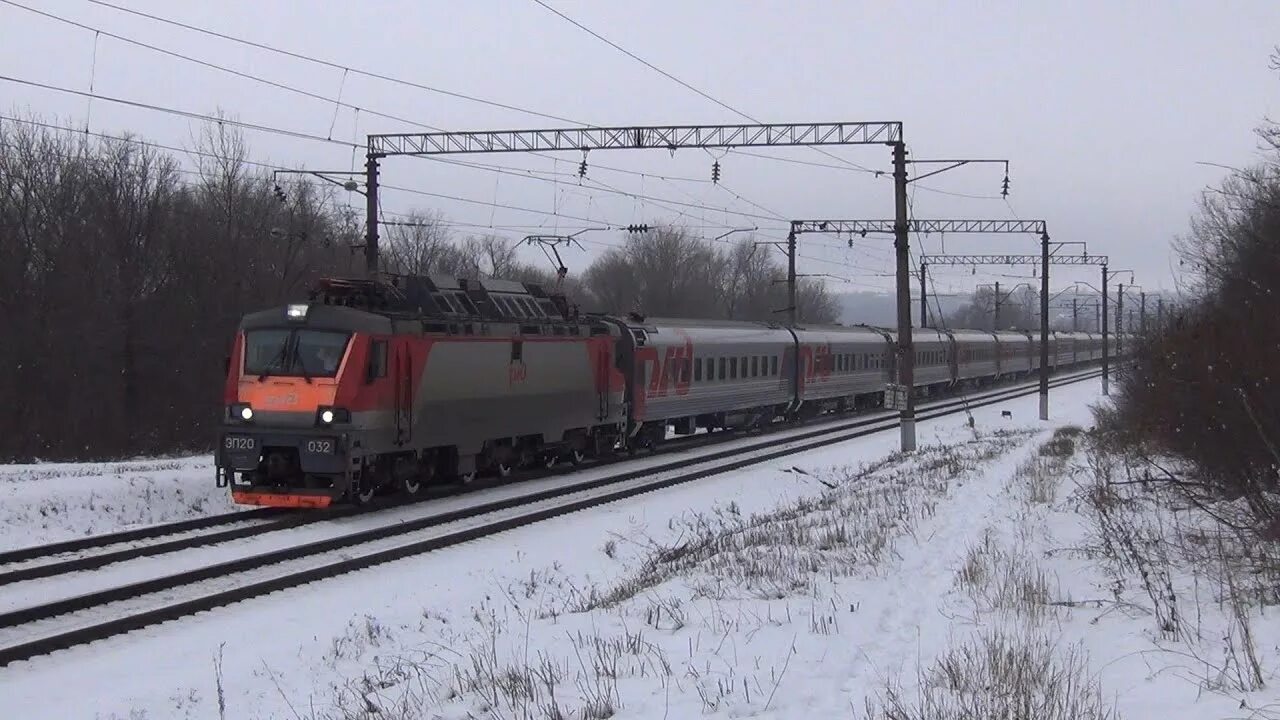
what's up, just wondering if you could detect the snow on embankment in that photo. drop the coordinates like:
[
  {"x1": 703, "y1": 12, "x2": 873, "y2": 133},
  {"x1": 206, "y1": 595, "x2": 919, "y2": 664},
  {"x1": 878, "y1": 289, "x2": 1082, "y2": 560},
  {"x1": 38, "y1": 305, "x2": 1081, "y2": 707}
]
[
  {"x1": 306, "y1": 409, "x2": 1280, "y2": 720},
  {"x1": 302, "y1": 421, "x2": 1124, "y2": 719},
  {"x1": 0, "y1": 455, "x2": 232, "y2": 550}
]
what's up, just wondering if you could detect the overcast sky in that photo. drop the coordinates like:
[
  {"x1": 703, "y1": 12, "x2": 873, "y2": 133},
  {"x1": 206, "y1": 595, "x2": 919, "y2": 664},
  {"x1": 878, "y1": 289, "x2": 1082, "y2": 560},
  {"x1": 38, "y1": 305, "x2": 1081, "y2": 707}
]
[{"x1": 2, "y1": 0, "x2": 1277, "y2": 298}]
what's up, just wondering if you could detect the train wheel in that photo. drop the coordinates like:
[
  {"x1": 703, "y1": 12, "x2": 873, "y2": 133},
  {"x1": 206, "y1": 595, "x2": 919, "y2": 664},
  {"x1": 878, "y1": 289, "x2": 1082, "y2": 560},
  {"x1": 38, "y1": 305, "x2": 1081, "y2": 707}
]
[
  {"x1": 402, "y1": 474, "x2": 422, "y2": 497},
  {"x1": 498, "y1": 463, "x2": 513, "y2": 477},
  {"x1": 570, "y1": 449, "x2": 585, "y2": 465},
  {"x1": 352, "y1": 482, "x2": 376, "y2": 506},
  {"x1": 544, "y1": 454, "x2": 558, "y2": 469}
]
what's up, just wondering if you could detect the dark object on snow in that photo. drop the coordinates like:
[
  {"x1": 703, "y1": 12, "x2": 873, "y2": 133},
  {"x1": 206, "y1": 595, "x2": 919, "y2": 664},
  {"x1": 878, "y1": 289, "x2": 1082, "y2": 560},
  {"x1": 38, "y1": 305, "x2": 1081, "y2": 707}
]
[{"x1": 1001, "y1": 410, "x2": 1013, "y2": 418}]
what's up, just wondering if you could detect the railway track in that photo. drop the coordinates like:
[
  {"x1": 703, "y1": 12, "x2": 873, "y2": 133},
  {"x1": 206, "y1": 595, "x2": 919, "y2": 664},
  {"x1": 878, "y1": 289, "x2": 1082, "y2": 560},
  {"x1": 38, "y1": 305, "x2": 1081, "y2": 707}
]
[
  {"x1": 0, "y1": 369, "x2": 1101, "y2": 667},
  {"x1": 0, "y1": 368, "x2": 1095, "y2": 581},
  {"x1": 0, "y1": 367, "x2": 1093, "y2": 583}
]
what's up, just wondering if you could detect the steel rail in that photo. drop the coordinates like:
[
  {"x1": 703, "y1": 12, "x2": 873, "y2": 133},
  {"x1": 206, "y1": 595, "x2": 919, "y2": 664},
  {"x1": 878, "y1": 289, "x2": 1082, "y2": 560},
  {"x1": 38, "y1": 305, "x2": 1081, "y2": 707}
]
[
  {"x1": 0, "y1": 508, "x2": 285, "y2": 566},
  {"x1": 0, "y1": 369, "x2": 1100, "y2": 667},
  {"x1": 0, "y1": 365, "x2": 1096, "y2": 584}
]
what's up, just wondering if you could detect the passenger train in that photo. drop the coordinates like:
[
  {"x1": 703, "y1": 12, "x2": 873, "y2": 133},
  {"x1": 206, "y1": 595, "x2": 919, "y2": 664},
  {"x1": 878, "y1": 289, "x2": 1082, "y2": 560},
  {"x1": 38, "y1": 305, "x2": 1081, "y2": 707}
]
[{"x1": 217, "y1": 275, "x2": 1117, "y2": 508}]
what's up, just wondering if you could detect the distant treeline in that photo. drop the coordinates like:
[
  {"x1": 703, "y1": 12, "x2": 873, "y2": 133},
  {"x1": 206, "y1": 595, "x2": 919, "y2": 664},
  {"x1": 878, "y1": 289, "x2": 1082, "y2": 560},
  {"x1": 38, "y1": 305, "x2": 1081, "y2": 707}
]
[{"x1": 0, "y1": 116, "x2": 835, "y2": 462}]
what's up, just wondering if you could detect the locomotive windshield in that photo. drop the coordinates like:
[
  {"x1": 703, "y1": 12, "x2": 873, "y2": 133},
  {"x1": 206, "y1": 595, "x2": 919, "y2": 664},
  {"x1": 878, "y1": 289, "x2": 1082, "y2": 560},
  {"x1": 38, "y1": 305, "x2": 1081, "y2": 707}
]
[{"x1": 244, "y1": 329, "x2": 351, "y2": 378}]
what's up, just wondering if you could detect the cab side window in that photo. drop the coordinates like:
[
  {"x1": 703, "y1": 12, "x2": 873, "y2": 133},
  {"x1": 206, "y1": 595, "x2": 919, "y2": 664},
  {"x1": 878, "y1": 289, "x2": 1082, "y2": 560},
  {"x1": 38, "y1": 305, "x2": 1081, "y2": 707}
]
[{"x1": 367, "y1": 339, "x2": 388, "y2": 381}]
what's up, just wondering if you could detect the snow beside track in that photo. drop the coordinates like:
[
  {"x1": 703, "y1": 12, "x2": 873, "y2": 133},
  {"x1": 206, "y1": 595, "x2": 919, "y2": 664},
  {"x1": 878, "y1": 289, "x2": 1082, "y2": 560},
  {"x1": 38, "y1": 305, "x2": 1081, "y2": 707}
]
[
  {"x1": 6, "y1": 378, "x2": 1201, "y2": 720},
  {"x1": 0, "y1": 456, "x2": 234, "y2": 551}
]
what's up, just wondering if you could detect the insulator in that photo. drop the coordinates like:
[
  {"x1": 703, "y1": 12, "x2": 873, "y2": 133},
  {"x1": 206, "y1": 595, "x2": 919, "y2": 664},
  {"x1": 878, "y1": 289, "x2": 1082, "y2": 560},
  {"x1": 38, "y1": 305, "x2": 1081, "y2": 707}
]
[
  {"x1": 578, "y1": 159, "x2": 587, "y2": 178},
  {"x1": 1001, "y1": 174, "x2": 1011, "y2": 198},
  {"x1": 711, "y1": 160, "x2": 720, "y2": 184}
]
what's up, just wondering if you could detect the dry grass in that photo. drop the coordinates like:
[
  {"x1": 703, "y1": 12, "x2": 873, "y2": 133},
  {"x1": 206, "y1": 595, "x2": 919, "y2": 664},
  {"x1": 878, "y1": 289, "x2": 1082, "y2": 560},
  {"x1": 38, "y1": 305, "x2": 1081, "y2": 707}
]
[
  {"x1": 955, "y1": 531, "x2": 1055, "y2": 623},
  {"x1": 316, "y1": 617, "x2": 672, "y2": 720},
  {"x1": 1077, "y1": 432, "x2": 1280, "y2": 694},
  {"x1": 862, "y1": 628, "x2": 1119, "y2": 720},
  {"x1": 571, "y1": 432, "x2": 1033, "y2": 611}
]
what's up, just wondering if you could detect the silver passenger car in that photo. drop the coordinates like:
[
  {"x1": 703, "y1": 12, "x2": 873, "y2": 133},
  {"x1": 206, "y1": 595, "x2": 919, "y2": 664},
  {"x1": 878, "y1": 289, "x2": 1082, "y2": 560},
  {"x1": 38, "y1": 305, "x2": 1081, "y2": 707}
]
[
  {"x1": 613, "y1": 317, "x2": 795, "y2": 435},
  {"x1": 994, "y1": 331, "x2": 1032, "y2": 377},
  {"x1": 792, "y1": 324, "x2": 893, "y2": 411},
  {"x1": 950, "y1": 330, "x2": 1000, "y2": 382},
  {"x1": 910, "y1": 328, "x2": 954, "y2": 389}
]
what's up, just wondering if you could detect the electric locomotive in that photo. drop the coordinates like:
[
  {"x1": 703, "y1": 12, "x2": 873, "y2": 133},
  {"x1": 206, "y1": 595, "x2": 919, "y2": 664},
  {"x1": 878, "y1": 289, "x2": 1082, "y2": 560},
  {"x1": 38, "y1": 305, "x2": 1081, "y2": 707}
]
[{"x1": 216, "y1": 275, "x2": 627, "y2": 507}]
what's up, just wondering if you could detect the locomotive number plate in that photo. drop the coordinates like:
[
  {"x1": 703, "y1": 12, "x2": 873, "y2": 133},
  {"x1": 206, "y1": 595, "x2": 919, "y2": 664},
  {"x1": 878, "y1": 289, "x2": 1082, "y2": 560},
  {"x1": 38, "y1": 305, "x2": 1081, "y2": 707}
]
[
  {"x1": 306, "y1": 439, "x2": 336, "y2": 454},
  {"x1": 224, "y1": 436, "x2": 257, "y2": 451}
]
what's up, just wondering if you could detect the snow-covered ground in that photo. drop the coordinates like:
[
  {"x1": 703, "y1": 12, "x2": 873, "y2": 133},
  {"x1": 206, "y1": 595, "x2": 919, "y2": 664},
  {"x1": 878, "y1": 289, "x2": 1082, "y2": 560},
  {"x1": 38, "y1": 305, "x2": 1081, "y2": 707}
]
[
  {"x1": 0, "y1": 456, "x2": 234, "y2": 551},
  {"x1": 4, "y1": 378, "x2": 1278, "y2": 719}
]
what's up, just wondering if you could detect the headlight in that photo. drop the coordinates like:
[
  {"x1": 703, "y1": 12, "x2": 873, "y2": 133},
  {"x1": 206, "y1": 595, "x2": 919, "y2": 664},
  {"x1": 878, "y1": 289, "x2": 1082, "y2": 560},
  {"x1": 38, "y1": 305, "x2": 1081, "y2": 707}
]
[
  {"x1": 316, "y1": 406, "x2": 351, "y2": 426},
  {"x1": 227, "y1": 403, "x2": 253, "y2": 422}
]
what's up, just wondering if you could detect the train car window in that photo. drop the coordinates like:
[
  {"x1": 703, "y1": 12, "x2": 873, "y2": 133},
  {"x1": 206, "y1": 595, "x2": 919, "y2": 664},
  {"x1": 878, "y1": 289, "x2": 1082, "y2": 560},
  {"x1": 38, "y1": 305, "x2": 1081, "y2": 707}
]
[
  {"x1": 751, "y1": 356, "x2": 759, "y2": 377},
  {"x1": 680, "y1": 358, "x2": 691, "y2": 384},
  {"x1": 694, "y1": 358, "x2": 702, "y2": 382},
  {"x1": 730, "y1": 357, "x2": 738, "y2": 379},
  {"x1": 718, "y1": 357, "x2": 726, "y2": 379},
  {"x1": 741, "y1": 356, "x2": 748, "y2": 377},
  {"x1": 511, "y1": 340, "x2": 523, "y2": 362},
  {"x1": 771, "y1": 356, "x2": 779, "y2": 376}
]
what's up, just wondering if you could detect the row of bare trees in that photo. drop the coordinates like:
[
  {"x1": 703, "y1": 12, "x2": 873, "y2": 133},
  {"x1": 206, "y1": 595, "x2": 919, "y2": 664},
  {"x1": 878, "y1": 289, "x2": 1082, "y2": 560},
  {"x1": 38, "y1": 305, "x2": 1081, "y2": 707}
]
[
  {"x1": 382, "y1": 212, "x2": 839, "y2": 323},
  {"x1": 0, "y1": 119, "x2": 368, "y2": 460},
  {"x1": 943, "y1": 285, "x2": 1039, "y2": 332},
  {"x1": 0, "y1": 117, "x2": 837, "y2": 461},
  {"x1": 1102, "y1": 91, "x2": 1280, "y2": 537}
]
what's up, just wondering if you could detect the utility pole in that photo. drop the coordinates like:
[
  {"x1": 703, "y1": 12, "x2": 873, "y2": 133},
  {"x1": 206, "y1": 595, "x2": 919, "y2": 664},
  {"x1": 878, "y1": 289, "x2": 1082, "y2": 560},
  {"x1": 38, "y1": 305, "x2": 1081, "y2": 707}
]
[
  {"x1": 993, "y1": 280, "x2": 1001, "y2": 330},
  {"x1": 919, "y1": 261, "x2": 928, "y2": 329},
  {"x1": 1140, "y1": 291, "x2": 1147, "y2": 335},
  {"x1": 364, "y1": 155, "x2": 380, "y2": 277},
  {"x1": 1039, "y1": 231, "x2": 1050, "y2": 421},
  {"x1": 892, "y1": 141, "x2": 916, "y2": 451},
  {"x1": 786, "y1": 229, "x2": 798, "y2": 327},
  {"x1": 1094, "y1": 303, "x2": 1100, "y2": 333},
  {"x1": 1101, "y1": 265, "x2": 1109, "y2": 396},
  {"x1": 1117, "y1": 283, "x2": 1125, "y2": 354},
  {"x1": 1158, "y1": 297, "x2": 1164, "y2": 328},
  {"x1": 1072, "y1": 297, "x2": 1078, "y2": 332}
]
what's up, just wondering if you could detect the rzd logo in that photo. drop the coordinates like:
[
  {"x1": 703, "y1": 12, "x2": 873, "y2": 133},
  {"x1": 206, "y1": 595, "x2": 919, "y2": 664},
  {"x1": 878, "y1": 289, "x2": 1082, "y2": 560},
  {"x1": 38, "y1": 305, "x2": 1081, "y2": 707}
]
[
  {"x1": 800, "y1": 344, "x2": 834, "y2": 384},
  {"x1": 640, "y1": 338, "x2": 694, "y2": 398}
]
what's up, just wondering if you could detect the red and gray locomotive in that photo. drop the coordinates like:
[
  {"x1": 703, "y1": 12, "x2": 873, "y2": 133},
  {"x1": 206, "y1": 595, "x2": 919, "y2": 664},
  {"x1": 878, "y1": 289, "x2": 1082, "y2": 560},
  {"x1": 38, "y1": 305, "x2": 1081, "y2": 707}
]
[{"x1": 217, "y1": 274, "x2": 1113, "y2": 507}]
